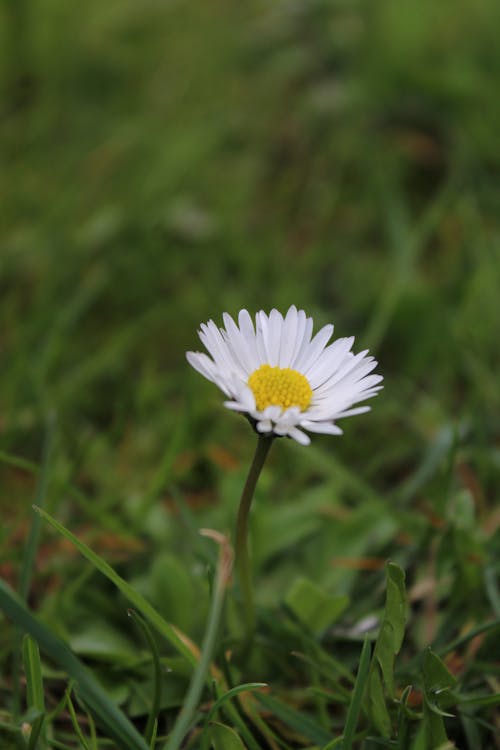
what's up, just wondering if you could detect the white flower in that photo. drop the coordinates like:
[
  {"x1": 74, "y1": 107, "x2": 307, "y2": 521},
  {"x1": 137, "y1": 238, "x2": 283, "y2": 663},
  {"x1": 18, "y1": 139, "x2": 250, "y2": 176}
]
[{"x1": 186, "y1": 306, "x2": 383, "y2": 446}]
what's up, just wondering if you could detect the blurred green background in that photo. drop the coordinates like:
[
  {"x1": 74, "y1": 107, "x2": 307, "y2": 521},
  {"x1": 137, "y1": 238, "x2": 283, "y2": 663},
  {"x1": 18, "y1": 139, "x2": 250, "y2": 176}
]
[{"x1": 1, "y1": 0, "x2": 500, "y2": 738}]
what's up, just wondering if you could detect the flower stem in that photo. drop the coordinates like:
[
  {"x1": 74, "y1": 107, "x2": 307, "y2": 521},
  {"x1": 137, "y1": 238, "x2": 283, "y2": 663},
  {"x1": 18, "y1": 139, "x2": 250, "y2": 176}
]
[{"x1": 235, "y1": 434, "x2": 273, "y2": 640}]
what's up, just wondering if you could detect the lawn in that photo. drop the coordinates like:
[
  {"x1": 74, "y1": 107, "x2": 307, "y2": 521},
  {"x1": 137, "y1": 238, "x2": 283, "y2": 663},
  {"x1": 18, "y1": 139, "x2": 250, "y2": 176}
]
[{"x1": 1, "y1": 0, "x2": 500, "y2": 748}]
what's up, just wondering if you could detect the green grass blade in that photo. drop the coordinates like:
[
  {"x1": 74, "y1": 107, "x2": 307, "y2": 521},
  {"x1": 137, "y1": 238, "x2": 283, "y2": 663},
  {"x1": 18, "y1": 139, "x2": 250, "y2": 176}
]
[
  {"x1": 200, "y1": 681, "x2": 268, "y2": 750},
  {"x1": 33, "y1": 506, "x2": 197, "y2": 668},
  {"x1": 340, "y1": 637, "x2": 371, "y2": 750},
  {"x1": 457, "y1": 693, "x2": 500, "y2": 707},
  {"x1": 128, "y1": 609, "x2": 162, "y2": 748},
  {"x1": 12, "y1": 416, "x2": 56, "y2": 722},
  {"x1": 205, "y1": 682, "x2": 267, "y2": 725},
  {"x1": 65, "y1": 688, "x2": 91, "y2": 750},
  {"x1": 0, "y1": 450, "x2": 39, "y2": 473},
  {"x1": 164, "y1": 531, "x2": 233, "y2": 750},
  {"x1": 438, "y1": 618, "x2": 500, "y2": 657},
  {"x1": 19, "y1": 414, "x2": 56, "y2": 600},
  {"x1": 0, "y1": 578, "x2": 150, "y2": 750},
  {"x1": 26, "y1": 714, "x2": 45, "y2": 750},
  {"x1": 22, "y1": 635, "x2": 45, "y2": 713},
  {"x1": 210, "y1": 682, "x2": 264, "y2": 750},
  {"x1": 23, "y1": 634, "x2": 46, "y2": 750}
]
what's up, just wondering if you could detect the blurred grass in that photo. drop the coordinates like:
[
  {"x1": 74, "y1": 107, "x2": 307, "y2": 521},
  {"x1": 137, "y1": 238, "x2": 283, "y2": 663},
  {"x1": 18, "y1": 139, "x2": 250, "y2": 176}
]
[{"x1": 1, "y1": 0, "x2": 500, "y2": 747}]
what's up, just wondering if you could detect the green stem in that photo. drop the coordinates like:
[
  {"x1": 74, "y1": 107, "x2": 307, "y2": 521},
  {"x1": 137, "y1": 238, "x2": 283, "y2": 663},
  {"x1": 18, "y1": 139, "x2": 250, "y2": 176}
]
[
  {"x1": 235, "y1": 434, "x2": 273, "y2": 639},
  {"x1": 13, "y1": 413, "x2": 55, "y2": 726}
]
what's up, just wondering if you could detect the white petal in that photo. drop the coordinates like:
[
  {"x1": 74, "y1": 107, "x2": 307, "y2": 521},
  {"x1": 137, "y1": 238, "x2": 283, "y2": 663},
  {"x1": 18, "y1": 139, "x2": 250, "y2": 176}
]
[
  {"x1": 224, "y1": 400, "x2": 251, "y2": 412},
  {"x1": 255, "y1": 311, "x2": 269, "y2": 364},
  {"x1": 273, "y1": 422, "x2": 291, "y2": 436},
  {"x1": 273, "y1": 407, "x2": 301, "y2": 428},
  {"x1": 278, "y1": 305, "x2": 298, "y2": 367},
  {"x1": 186, "y1": 351, "x2": 217, "y2": 382},
  {"x1": 315, "y1": 351, "x2": 377, "y2": 395},
  {"x1": 288, "y1": 426, "x2": 311, "y2": 445},
  {"x1": 238, "y1": 309, "x2": 255, "y2": 340},
  {"x1": 295, "y1": 323, "x2": 334, "y2": 372},
  {"x1": 299, "y1": 420, "x2": 343, "y2": 435},
  {"x1": 334, "y1": 405, "x2": 371, "y2": 418},
  {"x1": 290, "y1": 314, "x2": 314, "y2": 369},
  {"x1": 263, "y1": 308, "x2": 284, "y2": 366},
  {"x1": 308, "y1": 381, "x2": 379, "y2": 419},
  {"x1": 228, "y1": 378, "x2": 256, "y2": 409},
  {"x1": 262, "y1": 404, "x2": 282, "y2": 421},
  {"x1": 199, "y1": 321, "x2": 244, "y2": 378},
  {"x1": 257, "y1": 419, "x2": 272, "y2": 433},
  {"x1": 222, "y1": 312, "x2": 255, "y2": 374},
  {"x1": 306, "y1": 337, "x2": 355, "y2": 389}
]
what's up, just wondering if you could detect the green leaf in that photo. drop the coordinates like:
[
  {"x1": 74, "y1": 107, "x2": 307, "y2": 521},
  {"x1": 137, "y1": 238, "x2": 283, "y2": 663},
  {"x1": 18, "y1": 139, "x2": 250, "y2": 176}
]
[
  {"x1": 69, "y1": 620, "x2": 137, "y2": 663},
  {"x1": 65, "y1": 688, "x2": 91, "y2": 750},
  {"x1": 395, "y1": 686, "x2": 413, "y2": 750},
  {"x1": 340, "y1": 637, "x2": 371, "y2": 750},
  {"x1": 128, "y1": 609, "x2": 162, "y2": 748},
  {"x1": 364, "y1": 659, "x2": 392, "y2": 738},
  {"x1": 422, "y1": 649, "x2": 458, "y2": 748},
  {"x1": 386, "y1": 563, "x2": 406, "y2": 653},
  {"x1": 253, "y1": 500, "x2": 321, "y2": 565},
  {"x1": 256, "y1": 693, "x2": 332, "y2": 746},
  {"x1": 23, "y1": 635, "x2": 45, "y2": 713},
  {"x1": 423, "y1": 649, "x2": 457, "y2": 693},
  {"x1": 457, "y1": 692, "x2": 500, "y2": 707},
  {"x1": 33, "y1": 506, "x2": 197, "y2": 668},
  {"x1": 0, "y1": 578, "x2": 150, "y2": 750},
  {"x1": 363, "y1": 562, "x2": 407, "y2": 738},
  {"x1": 22, "y1": 636, "x2": 46, "y2": 750},
  {"x1": 375, "y1": 621, "x2": 397, "y2": 698},
  {"x1": 209, "y1": 722, "x2": 246, "y2": 750},
  {"x1": 150, "y1": 553, "x2": 196, "y2": 632},
  {"x1": 422, "y1": 649, "x2": 457, "y2": 715},
  {"x1": 24, "y1": 711, "x2": 46, "y2": 750},
  {"x1": 285, "y1": 576, "x2": 349, "y2": 635}
]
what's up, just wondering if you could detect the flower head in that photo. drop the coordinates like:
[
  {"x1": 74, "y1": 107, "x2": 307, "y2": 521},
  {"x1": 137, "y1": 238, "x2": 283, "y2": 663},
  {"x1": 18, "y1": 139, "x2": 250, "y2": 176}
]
[{"x1": 186, "y1": 306, "x2": 383, "y2": 445}]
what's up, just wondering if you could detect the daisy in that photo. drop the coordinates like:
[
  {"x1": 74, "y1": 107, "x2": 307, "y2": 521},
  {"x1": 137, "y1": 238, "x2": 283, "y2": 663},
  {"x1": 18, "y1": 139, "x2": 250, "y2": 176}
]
[{"x1": 186, "y1": 305, "x2": 383, "y2": 445}]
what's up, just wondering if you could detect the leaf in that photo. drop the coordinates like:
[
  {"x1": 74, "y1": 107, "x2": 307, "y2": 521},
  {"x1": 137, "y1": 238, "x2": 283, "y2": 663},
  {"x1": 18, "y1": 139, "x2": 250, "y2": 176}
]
[
  {"x1": 363, "y1": 562, "x2": 407, "y2": 738},
  {"x1": 23, "y1": 635, "x2": 45, "y2": 713},
  {"x1": 364, "y1": 659, "x2": 392, "y2": 738},
  {"x1": 422, "y1": 649, "x2": 457, "y2": 716},
  {"x1": 127, "y1": 610, "x2": 162, "y2": 747},
  {"x1": 385, "y1": 563, "x2": 406, "y2": 653},
  {"x1": 69, "y1": 620, "x2": 138, "y2": 663},
  {"x1": 252, "y1": 497, "x2": 323, "y2": 565},
  {"x1": 340, "y1": 637, "x2": 371, "y2": 750},
  {"x1": 33, "y1": 506, "x2": 197, "y2": 668},
  {"x1": 209, "y1": 722, "x2": 246, "y2": 750},
  {"x1": 24, "y1": 710, "x2": 46, "y2": 750},
  {"x1": 285, "y1": 576, "x2": 349, "y2": 635},
  {"x1": 256, "y1": 692, "x2": 332, "y2": 746},
  {"x1": 375, "y1": 621, "x2": 397, "y2": 698},
  {"x1": 422, "y1": 649, "x2": 458, "y2": 748},
  {"x1": 150, "y1": 553, "x2": 196, "y2": 632},
  {"x1": 457, "y1": 692, "x2": 500, "y2": 707}
]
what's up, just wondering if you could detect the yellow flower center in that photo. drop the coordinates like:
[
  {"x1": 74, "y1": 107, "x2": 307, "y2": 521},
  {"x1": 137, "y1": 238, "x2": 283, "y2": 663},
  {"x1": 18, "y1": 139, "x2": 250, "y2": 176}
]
[{"x1": 248, "y1": 364, "x2": 312, "y2": 412}]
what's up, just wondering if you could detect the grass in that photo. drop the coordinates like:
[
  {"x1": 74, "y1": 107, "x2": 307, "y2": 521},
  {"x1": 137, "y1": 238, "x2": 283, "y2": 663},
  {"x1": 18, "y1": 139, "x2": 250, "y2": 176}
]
[{"x1": 1, "y1": 0, "x2": 500, "y2": 748}]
